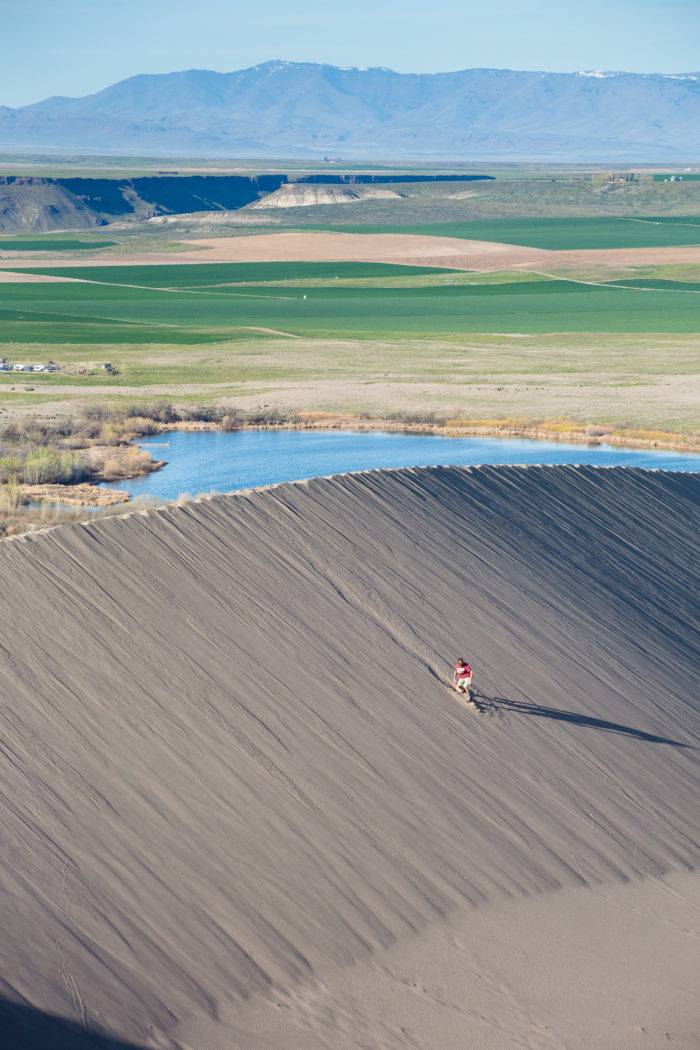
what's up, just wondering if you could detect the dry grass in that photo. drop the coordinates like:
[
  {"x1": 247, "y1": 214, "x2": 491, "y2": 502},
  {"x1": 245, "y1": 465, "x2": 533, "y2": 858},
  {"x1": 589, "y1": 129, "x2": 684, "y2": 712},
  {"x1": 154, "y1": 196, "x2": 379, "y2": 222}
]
[
  {"x1": 0, "y1": 488, "x2": 103, "y2": 537},
  {"x1": 88, "y1": 445, "x2": 158, "y2": 481},
  {"x1": 0, "y1": 493, "x2": 164, "y2": 538},
  {"x1": 444, "y1": 416, "x2": 695, "y2": 449}
]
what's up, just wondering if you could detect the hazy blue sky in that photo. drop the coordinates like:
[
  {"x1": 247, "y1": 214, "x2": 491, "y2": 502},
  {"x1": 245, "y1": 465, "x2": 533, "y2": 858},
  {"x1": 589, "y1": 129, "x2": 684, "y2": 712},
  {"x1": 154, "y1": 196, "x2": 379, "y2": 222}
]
[{"x1": 1, "y1": 0, "x2": 697, "y2": 106}]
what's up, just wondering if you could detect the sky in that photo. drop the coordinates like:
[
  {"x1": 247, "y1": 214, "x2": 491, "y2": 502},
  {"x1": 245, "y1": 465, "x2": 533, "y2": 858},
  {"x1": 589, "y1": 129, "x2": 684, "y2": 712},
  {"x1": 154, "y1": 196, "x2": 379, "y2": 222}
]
[{"x1": 1, "y1": 0, "x2": 698, "y2": 107}]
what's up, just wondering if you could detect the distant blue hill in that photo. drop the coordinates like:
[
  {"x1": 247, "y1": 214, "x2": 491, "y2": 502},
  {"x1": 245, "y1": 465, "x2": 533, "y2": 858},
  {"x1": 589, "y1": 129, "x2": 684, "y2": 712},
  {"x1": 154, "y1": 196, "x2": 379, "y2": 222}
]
[{"x1": 1, "y1": 61, "x2": 698, "y2": 160}]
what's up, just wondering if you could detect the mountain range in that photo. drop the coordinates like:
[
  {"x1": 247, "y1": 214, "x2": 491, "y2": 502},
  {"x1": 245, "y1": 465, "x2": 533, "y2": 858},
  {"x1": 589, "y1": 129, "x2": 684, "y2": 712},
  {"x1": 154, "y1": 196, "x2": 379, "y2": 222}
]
[{"x1": 1, "y1": 61, "x2": 699, "y2": 160}]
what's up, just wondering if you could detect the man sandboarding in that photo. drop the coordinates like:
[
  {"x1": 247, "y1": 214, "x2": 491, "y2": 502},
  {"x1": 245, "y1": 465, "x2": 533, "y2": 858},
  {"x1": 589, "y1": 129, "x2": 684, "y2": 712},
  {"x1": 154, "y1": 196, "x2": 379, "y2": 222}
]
[{"x1": 453, "y1": 658, "x2": 476, "y2": 707}]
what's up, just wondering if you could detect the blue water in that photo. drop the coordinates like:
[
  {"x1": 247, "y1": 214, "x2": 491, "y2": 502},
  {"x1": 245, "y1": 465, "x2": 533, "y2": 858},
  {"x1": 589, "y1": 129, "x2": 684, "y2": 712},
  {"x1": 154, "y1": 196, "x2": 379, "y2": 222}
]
[{"x1": 101, "y1": 429, "x2": 700, "y2": 502}]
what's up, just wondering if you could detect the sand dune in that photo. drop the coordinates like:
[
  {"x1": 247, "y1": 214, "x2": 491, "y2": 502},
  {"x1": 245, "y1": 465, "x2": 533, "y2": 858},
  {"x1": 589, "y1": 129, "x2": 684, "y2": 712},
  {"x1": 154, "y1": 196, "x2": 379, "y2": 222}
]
[{"x1": 0, "y1": 465, "x2": 698, "y2": 1048}]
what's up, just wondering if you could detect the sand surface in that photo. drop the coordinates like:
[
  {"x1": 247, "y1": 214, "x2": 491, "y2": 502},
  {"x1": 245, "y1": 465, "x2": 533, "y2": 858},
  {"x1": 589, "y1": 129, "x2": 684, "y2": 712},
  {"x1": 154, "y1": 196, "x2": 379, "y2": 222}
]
[
  {"x1": 4, "y1": 230, "x2": 700, "y2": 274},
  {"x1": 223, "y1": 870, "x2": 699, "y2": 1050},
  {"x1": 0, "y1": 465, "x2": 698, "y2": 1048}
]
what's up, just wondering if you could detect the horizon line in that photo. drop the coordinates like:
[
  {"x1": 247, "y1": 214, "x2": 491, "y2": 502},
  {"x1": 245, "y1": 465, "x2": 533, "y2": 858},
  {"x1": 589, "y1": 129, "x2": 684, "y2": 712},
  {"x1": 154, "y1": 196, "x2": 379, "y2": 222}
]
[{"x1": 12, "y1": 60, "x2": 700, "y2": 109}]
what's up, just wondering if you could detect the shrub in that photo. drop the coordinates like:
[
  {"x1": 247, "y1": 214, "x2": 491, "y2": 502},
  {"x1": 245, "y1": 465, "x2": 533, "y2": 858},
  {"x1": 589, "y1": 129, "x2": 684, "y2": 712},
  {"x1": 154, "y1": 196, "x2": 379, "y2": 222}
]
[
  {"x1": 97, "y1": 422, "x2": 126, "y2": 445},
  {"x1": 176, "y1": 403, "x2": 223, "y2": 423},
  {"x1": 0, "y1": 481, "x2": 24, "y2": 511},
  {"x1": 125, "y1": 417, "x2": 160, "y2": 437},
  {"x1": 147, "y1": 400, "x2": 179, "y2": 424},
  {"x1": 387, "y1": 409, "x2": 447, "y2": 426},
  {"x1": 23, "y1": 449, "x2": 89, "y2": 485},
  {"x1": 94, "y1": 446, "x2": 155, "y2": 481},
  {"x1": 245, "y1": 408, "x2": 293, "y2": 425},
  {"x1": 70, "y1": 418, "x2": 103, "y2": 441},
  {"x1": 0, "y1": 456, "x2": 23, "y2": 483},
  {"x1": 80, "y1": 404, "x2": 114, "y2": 423},
  {"x1": 221, "y1": 412, "x2": 242, "y2": 431},
  {"x1": 0, "y1": 422, "x2": 21, "y2": 443}
]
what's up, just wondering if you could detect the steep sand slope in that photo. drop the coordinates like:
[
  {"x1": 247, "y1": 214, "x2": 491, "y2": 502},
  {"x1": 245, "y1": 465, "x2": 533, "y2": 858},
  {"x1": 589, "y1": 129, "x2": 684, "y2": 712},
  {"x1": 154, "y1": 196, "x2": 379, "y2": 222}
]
[{"x1": 0, "y1": 465, "x2": 698, "y2": 1048}]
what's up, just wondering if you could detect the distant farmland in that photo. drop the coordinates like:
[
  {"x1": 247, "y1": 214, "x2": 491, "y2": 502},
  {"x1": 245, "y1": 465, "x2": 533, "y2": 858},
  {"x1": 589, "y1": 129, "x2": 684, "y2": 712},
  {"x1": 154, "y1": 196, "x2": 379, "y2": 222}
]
[
  {"x1": 1, "y1": 263, "x2": 700, "y2": 354},
  {"x1": 0, "y1": 238, "x2": 116, "y2": 251},
  {"x1": 1, "y1": 256, "x2": 697, "y2": 440},
  {"x1": 7, "y1": 261, "x2": 452, "y2": 287},
  {"x1": 304, "y1": 216, "x2": 700, "y2": 250}
]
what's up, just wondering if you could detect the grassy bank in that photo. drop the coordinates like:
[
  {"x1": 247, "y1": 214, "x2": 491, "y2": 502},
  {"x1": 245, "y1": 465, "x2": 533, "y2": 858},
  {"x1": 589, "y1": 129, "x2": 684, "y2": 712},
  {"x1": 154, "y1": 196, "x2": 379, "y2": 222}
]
[{"x1": 1, "y1": 326, "x2": 696, "y2": 434}]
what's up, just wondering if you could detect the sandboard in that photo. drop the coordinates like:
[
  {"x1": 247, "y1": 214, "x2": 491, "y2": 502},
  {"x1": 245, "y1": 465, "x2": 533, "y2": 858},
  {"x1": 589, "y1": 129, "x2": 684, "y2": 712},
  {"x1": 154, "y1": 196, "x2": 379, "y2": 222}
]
[{"x1": 453, "y1": 686, "x2": 482, "y2": 713}]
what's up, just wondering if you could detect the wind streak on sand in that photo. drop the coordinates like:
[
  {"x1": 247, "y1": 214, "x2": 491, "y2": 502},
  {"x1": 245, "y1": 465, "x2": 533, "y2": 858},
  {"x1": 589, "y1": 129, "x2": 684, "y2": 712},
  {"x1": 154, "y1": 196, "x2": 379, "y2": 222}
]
[{"x1": 0, "y1": 465, "x2": 697, "y2": 1047}]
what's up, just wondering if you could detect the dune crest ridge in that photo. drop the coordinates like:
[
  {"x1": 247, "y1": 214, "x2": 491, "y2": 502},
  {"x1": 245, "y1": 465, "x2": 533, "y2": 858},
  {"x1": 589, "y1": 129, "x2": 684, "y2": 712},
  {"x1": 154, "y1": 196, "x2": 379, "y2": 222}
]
[{"x1": 0, "y1": 464, "x2": 697, "y2": 1048}]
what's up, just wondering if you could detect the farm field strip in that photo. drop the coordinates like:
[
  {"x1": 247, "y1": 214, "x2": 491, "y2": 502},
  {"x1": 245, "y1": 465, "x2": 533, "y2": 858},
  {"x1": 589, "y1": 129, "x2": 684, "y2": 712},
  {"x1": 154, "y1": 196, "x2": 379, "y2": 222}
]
[
  {"x1": 1, "y1": 261, "x2": 456, "y2": 286},
  {"x1": 10, "y1": 259, "x2": 700, "y2": 297},
  {"x1": 32, "y1": 278, "x2": 304, "y2": 302},
  {"x1": 1, "y1": 267, "x2": 700, "y2": 347},
  {"x1": 0, "y1": 237, "x2": 116, "y2": 251},
  {"x1": 522, "y1": 269, "x2": 700, "y2": 293},
  {"x1": 299, "y1": 216, "x2": 700, "y2": 249},
  {"x1": 603, "y1": 278, "x2": 700, "y2": 292},
  {"x1": 5, "y1": 232, "x2": 700, "y2": 276},
  {"x1": 9, "y1": 262, "x2": 700, "y2": 297}
]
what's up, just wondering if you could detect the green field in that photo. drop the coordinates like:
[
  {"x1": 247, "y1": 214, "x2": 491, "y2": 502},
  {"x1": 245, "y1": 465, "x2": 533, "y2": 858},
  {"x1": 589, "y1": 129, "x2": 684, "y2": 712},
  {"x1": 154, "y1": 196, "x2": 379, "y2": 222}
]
[
  {"x1": 12, "y1": 261, "x2": 452, "y2": 286},
  {"x1": 0, "y1": 238, "x2": 116, "y2": 251},
  {"x1": 0, "y1": 256, "x2": 697, "y2": 439},
  {"x1": 0, "y1": 263, "x2": 699, "y2": 362},
  {"x1": 303, "y1": 216, "x2": 700, "y2": 249},
  {"x1": 612, "y1": 278, "x2": 700, "y2": 291}
]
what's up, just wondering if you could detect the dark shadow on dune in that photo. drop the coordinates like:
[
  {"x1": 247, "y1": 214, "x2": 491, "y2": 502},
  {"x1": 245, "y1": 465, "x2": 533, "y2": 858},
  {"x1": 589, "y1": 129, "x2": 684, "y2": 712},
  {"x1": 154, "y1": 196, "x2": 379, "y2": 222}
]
[
  {"x1": 473, "y1": 692, "x2": 693, "y2": 747},
  {"x1": 0, "y1": 997, "x2": 145, "y2": 1050}
]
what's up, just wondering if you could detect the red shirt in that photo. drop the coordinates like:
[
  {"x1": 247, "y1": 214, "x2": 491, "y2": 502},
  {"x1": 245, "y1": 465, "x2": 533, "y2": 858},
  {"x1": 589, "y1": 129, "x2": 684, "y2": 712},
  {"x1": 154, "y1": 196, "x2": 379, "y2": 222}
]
[{"x1": 455, "y1": 663, "x2": 472, "y2": 678}]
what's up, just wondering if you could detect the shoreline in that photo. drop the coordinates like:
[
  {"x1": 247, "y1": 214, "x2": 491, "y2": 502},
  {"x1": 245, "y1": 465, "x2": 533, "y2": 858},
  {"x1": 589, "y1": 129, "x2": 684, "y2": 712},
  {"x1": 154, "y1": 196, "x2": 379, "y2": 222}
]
[
  {"x1": 32, "y1": 415, "x2": 700, "y2": 509},
  {"x1": 3, "y1": 413, "x2": 697, "y2": 525},
  {"x1": 8, "y1": 459, "x2": 699, "y2": 543},
  {"x1": 159, "y1": 413, "x2": 700, "y2": 453},
  {"x1": 6, "y1": 460, "x2": 700, "y2": 545}
]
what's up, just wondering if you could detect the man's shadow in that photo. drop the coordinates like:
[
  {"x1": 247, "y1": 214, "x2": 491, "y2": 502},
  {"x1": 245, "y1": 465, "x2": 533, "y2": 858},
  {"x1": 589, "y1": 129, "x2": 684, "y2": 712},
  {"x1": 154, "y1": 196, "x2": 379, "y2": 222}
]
[{"x1": 472, "y1": 691, "x2": 693, "y2": 748}]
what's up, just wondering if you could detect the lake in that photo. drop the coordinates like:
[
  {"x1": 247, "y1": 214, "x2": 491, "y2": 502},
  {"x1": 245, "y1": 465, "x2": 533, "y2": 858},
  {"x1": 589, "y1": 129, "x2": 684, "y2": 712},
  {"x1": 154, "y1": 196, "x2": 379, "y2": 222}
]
[{"x1": 101, "y1": 428, "x2": 700, "y2": 502}]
